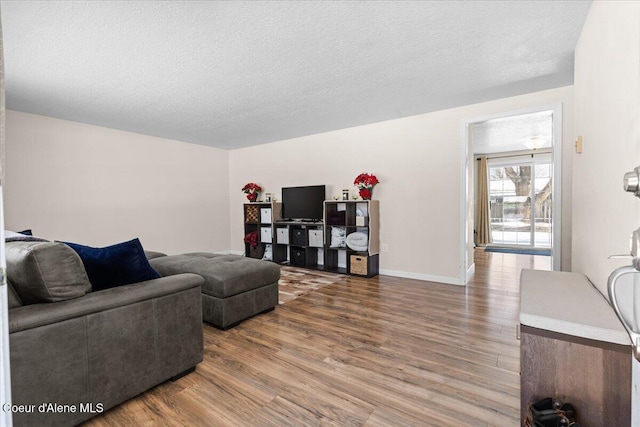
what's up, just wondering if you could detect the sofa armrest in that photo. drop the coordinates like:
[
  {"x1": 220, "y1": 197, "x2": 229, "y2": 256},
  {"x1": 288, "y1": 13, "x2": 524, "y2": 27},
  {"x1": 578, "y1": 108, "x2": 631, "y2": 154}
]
[{"x1": 9, "y1": 273, "x2": 204, "y2": 333}]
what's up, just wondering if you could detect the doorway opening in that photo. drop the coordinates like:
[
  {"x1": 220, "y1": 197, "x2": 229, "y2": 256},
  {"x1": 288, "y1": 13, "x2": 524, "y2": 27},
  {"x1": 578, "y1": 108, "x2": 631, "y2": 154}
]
[
  {"x1": 488, "y1": 156, "x2": 552, "y2": 250},
  {"x1": 459, "y1": 105, "x2": 562, "y2": 284}
]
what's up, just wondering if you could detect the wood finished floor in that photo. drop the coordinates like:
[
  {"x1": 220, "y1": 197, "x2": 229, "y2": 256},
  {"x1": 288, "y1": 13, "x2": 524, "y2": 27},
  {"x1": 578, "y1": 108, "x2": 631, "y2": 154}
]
[{"x1": 85, "y1": 249, "x2": 551, "y2": 427}]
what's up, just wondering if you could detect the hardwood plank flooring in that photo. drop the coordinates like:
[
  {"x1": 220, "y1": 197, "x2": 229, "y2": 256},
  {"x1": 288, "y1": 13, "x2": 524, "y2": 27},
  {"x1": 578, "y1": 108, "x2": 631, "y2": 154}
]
[{"x1": 84, "y1": 249, "x2": 550, "y2": 426}]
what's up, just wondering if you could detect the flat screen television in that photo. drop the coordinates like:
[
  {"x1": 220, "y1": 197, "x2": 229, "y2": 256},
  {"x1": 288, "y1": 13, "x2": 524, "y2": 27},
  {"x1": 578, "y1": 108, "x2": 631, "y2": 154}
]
[{"x1": 282, "y1": 185, "x2": 325, "y2": 221}]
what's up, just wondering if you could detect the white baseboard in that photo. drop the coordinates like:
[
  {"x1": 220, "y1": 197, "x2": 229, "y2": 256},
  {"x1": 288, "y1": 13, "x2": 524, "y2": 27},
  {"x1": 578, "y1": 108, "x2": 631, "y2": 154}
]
[
  {"x1": 215, "y1": 251, "x2": 463, "y2": 286},
  {"x1": 466, "y1": 263, "x2": 475, "y2": 283},
  {"x1": 379, "y1": 269, "x2": 463, "y2": 286}
]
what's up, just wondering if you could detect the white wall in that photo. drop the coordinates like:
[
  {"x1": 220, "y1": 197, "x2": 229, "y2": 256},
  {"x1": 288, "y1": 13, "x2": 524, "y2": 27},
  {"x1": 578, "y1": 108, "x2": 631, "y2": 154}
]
[
  {"x1": 229, "y1": 86, "x2": 574, "y2": 283},
  {"x1": 572, "y1": 1, "x2": 640, "y2": 298},
  {"x1": 4, "y1": 110, "x2": 231, "y2": 254}
]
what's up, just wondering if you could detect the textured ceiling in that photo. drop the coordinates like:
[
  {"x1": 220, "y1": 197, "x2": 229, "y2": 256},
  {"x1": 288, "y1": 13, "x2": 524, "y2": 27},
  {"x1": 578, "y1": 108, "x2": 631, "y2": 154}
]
[
  {"x1": 1, "y1": 1, "x2": 591, "y2": 150},
  {"x1": 471, "y1": 110, "x2": 553, "y2": 155}
]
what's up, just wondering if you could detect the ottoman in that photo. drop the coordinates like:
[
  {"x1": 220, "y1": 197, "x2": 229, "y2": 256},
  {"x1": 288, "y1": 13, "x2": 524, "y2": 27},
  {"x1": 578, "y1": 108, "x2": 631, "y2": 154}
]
[{"x1": 150, "y1": 253, "x2": 280, "y2": 329}]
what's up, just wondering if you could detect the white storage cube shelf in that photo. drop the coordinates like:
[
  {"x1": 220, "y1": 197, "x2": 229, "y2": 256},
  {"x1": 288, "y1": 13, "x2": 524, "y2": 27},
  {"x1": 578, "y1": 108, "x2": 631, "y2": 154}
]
[
  {"x1": 260, "y1": 227, "x2": 272, "y2": 243},
  {"x1": 276, "y1": 228, "x2": 289, "y2": 245},
  {"x1": 260, "y1": 208, "x2": 272, "y2": 224}
]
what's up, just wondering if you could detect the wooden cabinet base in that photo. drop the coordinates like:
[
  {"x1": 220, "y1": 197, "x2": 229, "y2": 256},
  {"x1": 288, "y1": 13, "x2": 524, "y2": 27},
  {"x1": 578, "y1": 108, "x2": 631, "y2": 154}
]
[{"x1": 520, "y1": 325, "x2": 631, "y2": 427}]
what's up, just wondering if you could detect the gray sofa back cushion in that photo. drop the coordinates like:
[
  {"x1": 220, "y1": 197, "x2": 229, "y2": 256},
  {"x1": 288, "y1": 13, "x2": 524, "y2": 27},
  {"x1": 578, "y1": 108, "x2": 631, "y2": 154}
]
[
  {"x1": 144, "y1": 250, "x2": 167, "y2": 260},
  {"x1": 7, "y1": 280, "x2": 22, "y2": 309},
  {"x1": 6, "y1": 241, "x2": 92, "y2": 304}
]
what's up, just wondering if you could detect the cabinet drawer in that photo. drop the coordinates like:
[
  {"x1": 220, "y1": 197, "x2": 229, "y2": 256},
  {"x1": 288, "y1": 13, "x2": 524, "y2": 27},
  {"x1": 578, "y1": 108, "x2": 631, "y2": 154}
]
[
  {"x1": 308, "y1": 230, "x2": 324, "y2": 248},
  {"x1": 260, "y1": 208, "x2": 272, "y2": 224},
  {"x1": 276, "y1": 228, "x2": 289, "y2": 244},
  {"x1": 291, "y1": 248, "x2": 306, "y2": 266},
  {"x1": 260, "y1": 227, "x2": 272, "y2": 243},
  {"x1": 291, "y1": 229, "x2": 306, "y2": 246}
]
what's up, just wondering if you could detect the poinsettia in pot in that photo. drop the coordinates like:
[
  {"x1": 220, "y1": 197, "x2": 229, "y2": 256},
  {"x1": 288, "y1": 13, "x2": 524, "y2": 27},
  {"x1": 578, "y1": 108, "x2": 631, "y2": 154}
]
[
  {"x1": 353, "y1": 173, "x2": 379, "y2": 200},
  {"x1": 243, "y1": 231, "x2": 263, "y2": 258},
  {"x1": 244, "y1": 231, "x2": 259, "y2": 248},
  {"x1": 242, "y1": 182, "x2": 262, "y2": 202}
]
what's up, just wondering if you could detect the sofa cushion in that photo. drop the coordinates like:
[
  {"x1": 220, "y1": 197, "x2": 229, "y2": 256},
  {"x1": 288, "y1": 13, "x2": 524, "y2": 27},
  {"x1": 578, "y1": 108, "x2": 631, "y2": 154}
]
[
  {"x1": 8, "y1": 273, "x2": 204, "y2": 333},
  {"x1": 7, "y1": 280, "x2": 22, "y2": 309},
  {"x1": 6, "y1": 241, "x2": 92, "y2": 304},
  {"x1": 5, "y1": 230, "x2": 48, "y2": 243},
  {"x1": 63, "y1": 238, "x2": 161, "y2": 291},
  {"x1": 144, "y1": 250, "x2": 168, "y2": 260}
]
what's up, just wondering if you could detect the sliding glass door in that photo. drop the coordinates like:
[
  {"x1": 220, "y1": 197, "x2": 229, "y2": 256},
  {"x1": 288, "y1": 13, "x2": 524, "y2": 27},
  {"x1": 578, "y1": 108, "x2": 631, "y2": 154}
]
[{"x1": 488, "y1": 159, "x2": 552, "y2": 248}]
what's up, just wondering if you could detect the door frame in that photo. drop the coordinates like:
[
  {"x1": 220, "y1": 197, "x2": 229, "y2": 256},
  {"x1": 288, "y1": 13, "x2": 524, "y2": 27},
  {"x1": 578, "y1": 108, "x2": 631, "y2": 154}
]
[
  {"x1": 459, "y1": 104, "x2": 563, "y2": 284},
  {"x1": 0, "y1": 190, "x2": 12, "y2": 427}
]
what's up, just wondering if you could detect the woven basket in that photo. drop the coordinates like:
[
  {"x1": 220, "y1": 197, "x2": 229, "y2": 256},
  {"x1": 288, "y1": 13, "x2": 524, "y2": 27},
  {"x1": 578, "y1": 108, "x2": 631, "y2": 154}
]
[
  {"x1": 350, "y1": 255, "x2": 368, "y2": 275},
  {"x1": 245, "y1": 205, "x2": 259, "y2": 223}
]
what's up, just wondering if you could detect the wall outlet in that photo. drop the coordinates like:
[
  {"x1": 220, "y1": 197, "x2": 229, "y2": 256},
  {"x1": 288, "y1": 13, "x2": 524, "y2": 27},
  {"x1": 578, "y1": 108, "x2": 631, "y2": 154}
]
[{"x1": 382, "y1": 243, "x2": 389, "y2": 252}]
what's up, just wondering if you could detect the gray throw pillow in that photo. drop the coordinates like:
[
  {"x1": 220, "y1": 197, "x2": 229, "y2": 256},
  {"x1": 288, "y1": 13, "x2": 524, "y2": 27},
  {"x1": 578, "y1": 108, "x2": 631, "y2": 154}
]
[{"x1": 6, "y1": 241, "x2": 92, "y2": 304}]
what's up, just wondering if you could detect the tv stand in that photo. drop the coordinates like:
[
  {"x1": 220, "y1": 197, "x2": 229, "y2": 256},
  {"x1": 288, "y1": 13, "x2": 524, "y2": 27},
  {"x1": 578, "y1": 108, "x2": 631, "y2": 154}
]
[
  {"x1": 242, "y1": 200, "x2": 379, "y2": 277},
  {"x1": 280, "y1": 219, "x2": 322, "y2": 226},
  {"x1": 243, "y1": 203, "x2": 324, "y2": 269}
]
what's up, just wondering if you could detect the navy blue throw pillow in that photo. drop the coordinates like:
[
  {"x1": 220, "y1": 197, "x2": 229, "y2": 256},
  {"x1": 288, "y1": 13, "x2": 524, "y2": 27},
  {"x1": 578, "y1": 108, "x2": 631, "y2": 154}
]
[
  {"x1": 63, "y1": 238, "x2": 161, "y2": 291},
  {"x1": 17, "y1": 229, "x2": 33, "y2": 236}
]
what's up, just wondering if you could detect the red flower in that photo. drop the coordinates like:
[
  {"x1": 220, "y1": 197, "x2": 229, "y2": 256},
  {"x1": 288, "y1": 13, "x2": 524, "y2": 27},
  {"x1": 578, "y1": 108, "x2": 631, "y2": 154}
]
[
  {"x1": 353, "y1": 173, "x2": 379, "y2": 189},
  {"x1": 242, "y1": 182, "x2": 262, "y2": 202},
  {"x1": 242, "y1": 182, "x2": 262, "y2": 194},
  {"x1": 244, "y1": 231, "x2": 259, "y2": 248}
]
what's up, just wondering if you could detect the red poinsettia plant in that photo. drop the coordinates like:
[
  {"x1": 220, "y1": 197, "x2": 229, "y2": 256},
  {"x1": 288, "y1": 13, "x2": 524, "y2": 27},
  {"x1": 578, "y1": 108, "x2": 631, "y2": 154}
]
[
  {"x1": 244, "y1": 231, "x2": 259, "y2": 248},
  {"x1": 242, "y1": 182, "x2": 262, "y2": 202},
  {"x1": 353, "y1": 173, "x2": 379, "y2": 200}
]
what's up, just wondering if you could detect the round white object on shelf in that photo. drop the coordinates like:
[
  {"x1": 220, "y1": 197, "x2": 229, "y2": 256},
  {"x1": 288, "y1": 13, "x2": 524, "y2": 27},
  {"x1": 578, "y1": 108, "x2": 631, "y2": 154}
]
[{"x1": 346, "y1": 232, "x2": 368, "y2": 251}]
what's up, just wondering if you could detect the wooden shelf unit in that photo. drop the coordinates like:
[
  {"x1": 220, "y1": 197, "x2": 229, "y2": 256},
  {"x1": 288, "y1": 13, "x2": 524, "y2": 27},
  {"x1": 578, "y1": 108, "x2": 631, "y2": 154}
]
[
  {"x1": 324, "y1": 200, "x2": 379, "y2": 277},
  {"x1": 243, "y1": 199, "x2": 379, "y2": 277},
  {"x1": 243, "y1": 202, "x2": 282, "y2": 260}
]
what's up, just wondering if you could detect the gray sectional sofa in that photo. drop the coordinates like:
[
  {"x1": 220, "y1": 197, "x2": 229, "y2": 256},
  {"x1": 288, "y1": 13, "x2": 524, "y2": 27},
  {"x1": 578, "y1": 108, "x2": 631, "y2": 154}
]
[
  {"x1": 6, "y1": 240, "x2": 280, "y2": 426},
  {"x1": 6, "y1": 241, "x2": 205, "y2": 427}
]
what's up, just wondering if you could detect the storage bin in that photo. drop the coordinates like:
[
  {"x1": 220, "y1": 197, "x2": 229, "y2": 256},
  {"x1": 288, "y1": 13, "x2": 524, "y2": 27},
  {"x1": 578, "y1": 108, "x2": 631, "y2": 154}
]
[
  {"x1": 276, "y1": 228, "x2": 289, "y2": 245},
  {"x1": 291, "y1": 248, "x2": 306, "y2": 266},
  {"x1": 245, "y1": 205, "x2": 259, "y2": 223},
  {"x1": 308, "y1": 229, "x2": 324, "y2": 248},
  {"x1": 260, "y1": 227, "x2": 272, "y2": 243},
  {"x1": 291, "y1": 228, "x2": 306, "y2": 246},
  {"x1": 260, "y1": 208, "x2": 272, "y2": 224},
  {"x1": 350, "y1": 255, "x2": 368, "y2": 276}
]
